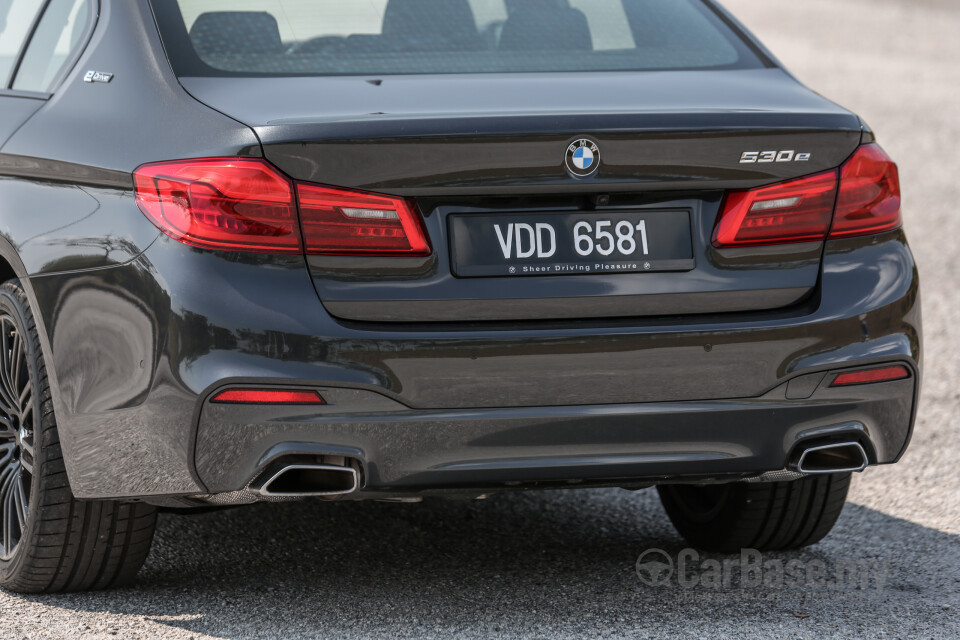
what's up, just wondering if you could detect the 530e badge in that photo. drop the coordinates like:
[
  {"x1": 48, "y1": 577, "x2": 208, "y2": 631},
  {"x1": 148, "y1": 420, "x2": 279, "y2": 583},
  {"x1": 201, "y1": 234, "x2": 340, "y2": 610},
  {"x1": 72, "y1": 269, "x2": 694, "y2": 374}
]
[{"x1": 740, "y1": 150, "x2": 811, "y2": 164}]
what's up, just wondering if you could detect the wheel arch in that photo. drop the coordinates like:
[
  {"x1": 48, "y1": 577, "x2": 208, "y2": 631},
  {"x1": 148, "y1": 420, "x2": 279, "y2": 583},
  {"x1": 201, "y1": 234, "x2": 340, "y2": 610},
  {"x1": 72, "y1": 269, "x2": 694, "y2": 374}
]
[
  {"x1": 0, "y1": 238, "x2": 26, "y2": 284},
  {"x1": 0, "y1": 238, "x2": 72, "y2": 487}
]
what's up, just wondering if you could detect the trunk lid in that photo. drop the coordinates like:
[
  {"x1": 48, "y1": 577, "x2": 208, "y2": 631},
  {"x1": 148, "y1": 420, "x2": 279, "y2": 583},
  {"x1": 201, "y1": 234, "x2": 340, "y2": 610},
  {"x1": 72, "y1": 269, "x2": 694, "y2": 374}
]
[{"x1": 181, "y1": 69, "x2": 862, "y2": 322}]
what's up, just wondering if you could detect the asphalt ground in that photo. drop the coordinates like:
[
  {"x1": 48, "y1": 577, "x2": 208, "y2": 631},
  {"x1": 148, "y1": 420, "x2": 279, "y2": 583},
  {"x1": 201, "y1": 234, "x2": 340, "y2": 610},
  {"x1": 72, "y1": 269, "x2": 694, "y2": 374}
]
[{"x1": 2, "y1": 0, "x2": 959, "y2": 638}]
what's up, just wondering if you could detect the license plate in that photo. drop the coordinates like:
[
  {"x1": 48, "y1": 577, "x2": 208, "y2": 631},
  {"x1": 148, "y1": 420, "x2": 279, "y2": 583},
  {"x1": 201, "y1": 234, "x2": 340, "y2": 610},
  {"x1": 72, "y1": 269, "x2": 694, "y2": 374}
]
[{"x1": 450, "y1": 210, "x2": 694, "y2": 278}]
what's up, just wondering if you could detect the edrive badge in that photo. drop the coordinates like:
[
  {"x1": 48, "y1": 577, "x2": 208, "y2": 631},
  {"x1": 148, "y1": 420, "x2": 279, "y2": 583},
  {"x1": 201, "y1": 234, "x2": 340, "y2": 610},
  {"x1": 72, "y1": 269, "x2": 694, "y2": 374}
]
[{"x1": 565, "y1": 138, "x2": 600, "y2": 178}]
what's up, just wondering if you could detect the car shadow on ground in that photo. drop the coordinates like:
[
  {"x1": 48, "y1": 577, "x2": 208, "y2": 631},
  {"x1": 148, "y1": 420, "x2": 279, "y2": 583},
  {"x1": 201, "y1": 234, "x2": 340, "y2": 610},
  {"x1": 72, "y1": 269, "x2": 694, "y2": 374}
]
[{"x1": 15, "y1": 488, "x2": 960, "y2": 638}]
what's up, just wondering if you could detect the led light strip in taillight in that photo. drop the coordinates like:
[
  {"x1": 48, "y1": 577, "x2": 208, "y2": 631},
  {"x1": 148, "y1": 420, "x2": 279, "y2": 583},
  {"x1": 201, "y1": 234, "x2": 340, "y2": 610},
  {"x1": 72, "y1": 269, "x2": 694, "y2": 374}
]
[
  {"x1": 713, "y1": 144, "x2": 902, "y2": 248},
  {"x1": 713, "y1": 170, "x2": 839, "y2": 247},
  {"x1": 133, "y1": 158, "x2": 431, "y2": 256},
  {"x1": 297, "y1": 183, "x2": 431, "y2": 256}
]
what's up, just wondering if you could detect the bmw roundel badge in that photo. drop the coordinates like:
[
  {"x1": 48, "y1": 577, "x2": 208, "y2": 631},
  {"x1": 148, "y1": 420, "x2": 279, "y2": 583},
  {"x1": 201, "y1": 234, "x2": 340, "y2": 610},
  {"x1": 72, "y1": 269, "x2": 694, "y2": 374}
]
[{"x1": 565, "y1": 138, "x2": 600, "y2": 178}]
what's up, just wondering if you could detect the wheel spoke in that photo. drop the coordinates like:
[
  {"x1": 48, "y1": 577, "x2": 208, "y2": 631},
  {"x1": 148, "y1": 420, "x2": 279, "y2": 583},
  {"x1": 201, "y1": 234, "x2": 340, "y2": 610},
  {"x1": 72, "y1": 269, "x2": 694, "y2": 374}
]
[
  {"x1": 0, "y1": 443, "x2": 16, "y2": 558},
  {"x1": 1, "y1": 467, "x2": 15, "y2": 556},
  {"x1": 0, "y1": 312, "x2": 34, "y2": 560},
  {"x1": 0, "y1": 463, "x2": 15, "y2": 501},
  {"x1": 0, "y1": 319, "x2": 9, "y2": 367},
  {"x1": 19, "y1": 447, "x2": 33, "y2": 476},
  {"x1": 0, "y1": 458, "x2": 13, "y2": 488},
  {"x1": 10, "y1": 330, "x2": 22, "y2": 392},
  {"x1": 13, "y1": 473, "x2": 27, "y2": 530},
  {"x1": 18, "y1": 383, "x2": 32, "y2": 422},
  {"x1": 0, "y1": 394, "x2": 14, "y2": 422},
  {"x1": 0, "y1": 375, "x2": 15, "y2": 421},
  {"x1": 0, "y1": 442, "x2": 13, "y2": 467},
  {"x1": 18, "y1": 384, "x2": 34, "y2": 475},
  {"x1": 18, "y1": 380, "x2": 30, "y2": 406},
  {"x1": 0, "y1": 324, "x2": 17, "y2": 419},
  {"x1": 0, "y1": 322, "x2": 12, "y2": 398},
  {"x1": 19, "y1": 433, "x2": 33, "y2": 474},
  {"x1": 6, "y1": 328, "x2": 22, "y2": 410}
]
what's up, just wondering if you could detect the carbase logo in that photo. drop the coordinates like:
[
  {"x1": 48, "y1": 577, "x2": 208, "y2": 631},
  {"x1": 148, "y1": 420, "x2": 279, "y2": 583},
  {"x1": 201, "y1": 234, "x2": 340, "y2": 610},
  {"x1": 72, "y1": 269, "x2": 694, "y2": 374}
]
[{"x1": 636, "y1": 548, "x2": 889, "y2": 594}]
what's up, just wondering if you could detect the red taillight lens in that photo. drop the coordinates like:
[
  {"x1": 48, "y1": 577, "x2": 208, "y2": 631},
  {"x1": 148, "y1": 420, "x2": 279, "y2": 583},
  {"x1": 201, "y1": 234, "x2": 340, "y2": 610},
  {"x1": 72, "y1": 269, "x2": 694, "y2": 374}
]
[
  {"x1": 830, "y1": 365, "x2": 910, "y2": 387},
  {"x1": 133, "y1": 158, "x2": 432, "y2": 257},
  {"x1": 297, "y1": 184, "x2": 431, "y2": 256},
  {"x1": 714, "y1": 144, "x2": 902, "y2": 248},
  {"x1": 134, "y1": 159, "x2": 301, "y2": 253},
  {"x1": 830, "y1": 144, "x2": 902, "y2": 239},
  {"x1": 210, "y1": 388, "x2": 326, "y2": 405},
  {"x1": 713, "y1": 170, "x2": 839, "y2": 247}
]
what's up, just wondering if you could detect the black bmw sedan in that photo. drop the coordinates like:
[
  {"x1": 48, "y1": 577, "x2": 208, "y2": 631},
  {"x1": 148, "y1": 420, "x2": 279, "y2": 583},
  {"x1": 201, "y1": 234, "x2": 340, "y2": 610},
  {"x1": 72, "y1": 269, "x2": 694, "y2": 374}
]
[{"x1": 0, "y1": 0, "x2": 920, "y2": 593}]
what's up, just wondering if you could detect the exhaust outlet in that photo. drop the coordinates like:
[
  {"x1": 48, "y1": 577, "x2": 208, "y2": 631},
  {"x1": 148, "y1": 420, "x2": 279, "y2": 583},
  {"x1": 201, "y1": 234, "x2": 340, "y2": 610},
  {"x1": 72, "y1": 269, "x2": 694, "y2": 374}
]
[
  {"x1": 793, "y1": 442, "x2": 869, "y2": 474},
  {"x1": 254, "y1": 463, "x2": 360, "y2": 497}
]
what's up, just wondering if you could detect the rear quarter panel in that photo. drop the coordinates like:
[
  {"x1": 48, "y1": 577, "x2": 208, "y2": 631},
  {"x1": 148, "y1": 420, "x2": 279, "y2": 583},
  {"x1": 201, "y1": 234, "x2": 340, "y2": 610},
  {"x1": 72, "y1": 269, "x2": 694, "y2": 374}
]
[{"x1": 0, "y1": 0, "x2": 261, "y2": 496}]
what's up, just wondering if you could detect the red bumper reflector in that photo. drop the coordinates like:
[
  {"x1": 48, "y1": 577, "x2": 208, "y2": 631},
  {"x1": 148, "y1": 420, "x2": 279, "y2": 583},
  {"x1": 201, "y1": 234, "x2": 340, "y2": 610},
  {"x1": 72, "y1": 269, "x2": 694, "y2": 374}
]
[
  {"x1": 210, "y1": 389, "x2": 326, "y2": 405},
  {"x1": 830, "y1": 365, "x2": 910, "y2": 387}
]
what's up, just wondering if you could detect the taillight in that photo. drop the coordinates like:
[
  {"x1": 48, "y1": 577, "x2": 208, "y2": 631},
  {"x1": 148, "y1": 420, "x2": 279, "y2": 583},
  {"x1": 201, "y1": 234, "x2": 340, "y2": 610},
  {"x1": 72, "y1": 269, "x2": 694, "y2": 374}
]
[
  {"x1": 830, "y1": 144, "x2": 902, "y2": 238},
  {"x1": 134, "y1": 159, "x2": 301, "y2": 253},
  {"x1": 133, "y1": 158, "x2": 431, "y2": 257},
  {"x1": 714, "y1": 143, "x2": 902, "y2": 248},
  {"x1": 298, "y1": 184, "x2": 431, "y2": 256},
  {"x1": 713, "y1": 170, "x2": 838, "y2": 247}
]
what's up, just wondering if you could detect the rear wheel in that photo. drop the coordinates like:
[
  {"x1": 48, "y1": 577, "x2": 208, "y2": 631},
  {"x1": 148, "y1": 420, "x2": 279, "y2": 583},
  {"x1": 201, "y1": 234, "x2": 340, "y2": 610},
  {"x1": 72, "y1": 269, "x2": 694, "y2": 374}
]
[
  {"x1": 657, "y1": 473, "x2": 851, "y2": 552},
  {"x1": 0, "y1": 281, "x2": 157, "y2": 593}
]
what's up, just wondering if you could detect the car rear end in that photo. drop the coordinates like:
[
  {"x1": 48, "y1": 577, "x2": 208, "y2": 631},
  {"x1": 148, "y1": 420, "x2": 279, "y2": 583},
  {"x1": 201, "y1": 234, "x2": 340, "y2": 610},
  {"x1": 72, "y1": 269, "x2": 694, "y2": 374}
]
[
  {"x1": 0, "y1": 0, "x2": 922, "y2": 596},
  {"x1": 95, "y1": 0, "x2": 921, "y2": 503}
]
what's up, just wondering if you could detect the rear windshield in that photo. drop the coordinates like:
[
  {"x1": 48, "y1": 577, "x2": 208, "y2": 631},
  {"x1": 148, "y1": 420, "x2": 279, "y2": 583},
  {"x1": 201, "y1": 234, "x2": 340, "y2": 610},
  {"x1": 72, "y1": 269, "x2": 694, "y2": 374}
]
[{"x1": 148, "y1": 0, "x2": 767, "y2": 77}]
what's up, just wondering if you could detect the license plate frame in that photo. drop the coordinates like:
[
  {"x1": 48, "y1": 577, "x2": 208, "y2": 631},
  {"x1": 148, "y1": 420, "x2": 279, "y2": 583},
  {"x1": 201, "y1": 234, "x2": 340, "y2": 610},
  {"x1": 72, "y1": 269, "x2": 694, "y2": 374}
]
[{"x1": 449, "y1": 210, "x2": 695, "y2": 278}]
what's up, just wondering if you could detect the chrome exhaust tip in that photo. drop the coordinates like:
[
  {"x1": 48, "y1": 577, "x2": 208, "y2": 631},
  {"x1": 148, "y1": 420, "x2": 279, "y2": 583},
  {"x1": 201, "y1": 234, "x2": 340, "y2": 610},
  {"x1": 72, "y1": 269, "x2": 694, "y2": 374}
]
[
  {"x1": 794, "y1": 442, "x2": 870, "y2": 474},
  {"x1": 254, "y1": 463, "x2": 360, "y2": 497}
]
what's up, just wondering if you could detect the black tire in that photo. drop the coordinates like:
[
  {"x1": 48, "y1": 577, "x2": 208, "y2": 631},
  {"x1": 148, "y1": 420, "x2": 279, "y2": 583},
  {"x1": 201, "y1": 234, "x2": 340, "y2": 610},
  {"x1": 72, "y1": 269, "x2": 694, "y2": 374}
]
[
  {"x1": 0, "y1": 280, "x2": 157, "y2": 593},
  {"x1": 657, "y1": 473, "x2": 851, "y2": 552}
]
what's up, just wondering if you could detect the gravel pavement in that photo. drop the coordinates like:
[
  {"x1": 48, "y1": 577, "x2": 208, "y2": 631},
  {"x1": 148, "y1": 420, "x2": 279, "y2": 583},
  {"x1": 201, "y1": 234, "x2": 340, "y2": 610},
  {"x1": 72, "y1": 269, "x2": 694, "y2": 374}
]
[{"x1": 3, "y1": 0, "x2": 959, "y2": 638}]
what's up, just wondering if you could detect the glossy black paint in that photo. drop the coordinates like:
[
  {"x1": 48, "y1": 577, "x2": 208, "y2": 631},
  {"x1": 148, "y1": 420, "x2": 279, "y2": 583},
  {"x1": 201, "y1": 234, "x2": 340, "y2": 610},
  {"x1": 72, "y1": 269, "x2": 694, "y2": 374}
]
[
  {"x1": 177, "y1": 69, "x2": 864, "y2": 322},
  {"x1": 23, "y1": 228, "x2": 920, "y2": 499},
  {"x1": 312, "y1": 195, "x2": 823, "y2": 322},
  {"x1": 0, "y1": 96, "x2": 43, "y2": 148},
  {"x1": 179, "y1": 71, "x2": 862, "y2": 196},
  {"x1": 195, "y1": 376, "x2": 915, "y2": 495},
  {"x1": 0, "y1": 0, "x2": 921, "y2": 503}
]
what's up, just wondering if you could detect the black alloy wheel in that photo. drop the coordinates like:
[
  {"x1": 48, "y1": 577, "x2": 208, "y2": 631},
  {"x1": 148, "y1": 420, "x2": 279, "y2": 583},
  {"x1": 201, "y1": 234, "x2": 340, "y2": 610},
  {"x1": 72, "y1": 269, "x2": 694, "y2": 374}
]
[
  {"x1": 0, "y1": 312, "x2": 35, "y2": 561},
  {"x1": 0, "y1": 281, "x2": 157, "y2": 594}
]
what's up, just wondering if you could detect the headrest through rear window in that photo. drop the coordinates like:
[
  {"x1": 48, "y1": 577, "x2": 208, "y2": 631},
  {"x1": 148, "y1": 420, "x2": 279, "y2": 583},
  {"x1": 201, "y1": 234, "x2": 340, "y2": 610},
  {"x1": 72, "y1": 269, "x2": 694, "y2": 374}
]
[
  {"x1": 190, "y1": 12, "x2": 285, "y2": 57},
  {"x1": 499, "y1": 0, "x2": 592, "y2": 51},
  {"x1": 381, "y1": 0, "x2": 483, "y2": 51}
]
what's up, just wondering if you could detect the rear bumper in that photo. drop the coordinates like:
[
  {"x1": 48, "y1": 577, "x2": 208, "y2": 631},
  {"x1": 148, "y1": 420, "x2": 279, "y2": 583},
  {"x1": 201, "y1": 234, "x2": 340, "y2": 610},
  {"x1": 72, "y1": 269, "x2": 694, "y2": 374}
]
[
  {"x1": 195, "y1": 373, "x2": 916, "y2": 497},
  {"x1": 28, "y1": 230, "x2": 921, "y2": 500}
]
